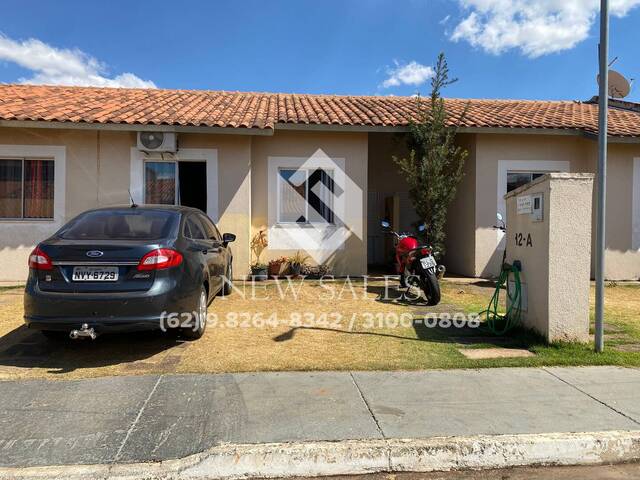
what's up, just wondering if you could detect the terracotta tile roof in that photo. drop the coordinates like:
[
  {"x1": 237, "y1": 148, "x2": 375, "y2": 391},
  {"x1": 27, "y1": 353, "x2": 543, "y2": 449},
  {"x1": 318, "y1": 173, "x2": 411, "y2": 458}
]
[{"x1": 0, "y1": 84, "x2": 639, "y2": 137}]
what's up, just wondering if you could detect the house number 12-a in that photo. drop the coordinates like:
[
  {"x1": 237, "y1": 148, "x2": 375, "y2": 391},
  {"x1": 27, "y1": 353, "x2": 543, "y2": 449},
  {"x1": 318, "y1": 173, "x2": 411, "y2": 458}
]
[{"x1": 515, "y1": 232, "x2": 533, "y2": 247}]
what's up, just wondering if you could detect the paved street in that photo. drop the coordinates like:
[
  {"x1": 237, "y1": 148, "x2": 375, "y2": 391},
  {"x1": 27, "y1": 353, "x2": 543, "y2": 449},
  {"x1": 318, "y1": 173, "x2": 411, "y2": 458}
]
[
  {"x1": 0, "y1": 366, "x2": 639, "y2": 468},
  {"x1": 287, "y1": 462, "x2": 640, "y2": 479}
]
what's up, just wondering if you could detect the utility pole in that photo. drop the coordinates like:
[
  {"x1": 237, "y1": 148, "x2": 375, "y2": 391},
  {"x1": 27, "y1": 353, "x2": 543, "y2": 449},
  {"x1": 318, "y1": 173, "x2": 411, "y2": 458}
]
[{"x1": 595, "y1": 0, "x2": 609, "y2": 353}]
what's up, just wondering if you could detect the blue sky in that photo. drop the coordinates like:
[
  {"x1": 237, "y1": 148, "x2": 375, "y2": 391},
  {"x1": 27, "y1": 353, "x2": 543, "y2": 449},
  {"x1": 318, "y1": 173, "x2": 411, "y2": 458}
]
[{"x1": 1, "y1": 0, "x2": 639, "y2": 101}]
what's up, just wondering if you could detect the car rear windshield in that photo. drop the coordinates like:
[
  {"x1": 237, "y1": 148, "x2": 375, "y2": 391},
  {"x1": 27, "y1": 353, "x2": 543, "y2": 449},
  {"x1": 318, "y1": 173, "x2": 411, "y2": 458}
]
[{"x1": 58, "y1": 210, "x2": 178, "y2": 240}]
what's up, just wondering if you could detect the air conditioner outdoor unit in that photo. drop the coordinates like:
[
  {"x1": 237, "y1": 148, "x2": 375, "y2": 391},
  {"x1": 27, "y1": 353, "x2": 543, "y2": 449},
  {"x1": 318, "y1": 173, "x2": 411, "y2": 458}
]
[{"x1": 137, "y1": 132, "x2": 177, "y2": 153}]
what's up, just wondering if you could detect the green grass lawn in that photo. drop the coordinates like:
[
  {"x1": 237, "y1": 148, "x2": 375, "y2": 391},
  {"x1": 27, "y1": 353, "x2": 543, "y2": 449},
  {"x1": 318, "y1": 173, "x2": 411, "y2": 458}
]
[{"x1": 441, "y1": 280, "x2": 640, "y2": 368}]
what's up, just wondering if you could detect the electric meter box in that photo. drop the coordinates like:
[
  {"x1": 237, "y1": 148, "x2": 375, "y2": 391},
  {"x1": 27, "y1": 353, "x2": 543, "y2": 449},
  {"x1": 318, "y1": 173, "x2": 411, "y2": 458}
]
[
  {"x1": 531, "y1": 193, "x2": 544, "y2": 222},
  {"x1": 504, "y1": 173, "x2": 594, "y2": 342}
]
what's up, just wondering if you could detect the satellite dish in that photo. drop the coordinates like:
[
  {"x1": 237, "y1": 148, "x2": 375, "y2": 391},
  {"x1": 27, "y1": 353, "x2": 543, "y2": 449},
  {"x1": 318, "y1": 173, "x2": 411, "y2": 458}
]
[{"x1": 597, "y1": 69, "x2": 631, "y2": 99}]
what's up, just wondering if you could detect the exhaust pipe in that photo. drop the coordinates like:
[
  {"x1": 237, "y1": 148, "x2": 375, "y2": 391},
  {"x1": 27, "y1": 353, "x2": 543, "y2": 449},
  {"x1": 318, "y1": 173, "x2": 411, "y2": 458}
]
[
  {"x1": 69, "y1": 323, "x2": 97, "y2": 340},
  {"x1": 436, "y1": 265, "x2": 446, "y2": 280}
]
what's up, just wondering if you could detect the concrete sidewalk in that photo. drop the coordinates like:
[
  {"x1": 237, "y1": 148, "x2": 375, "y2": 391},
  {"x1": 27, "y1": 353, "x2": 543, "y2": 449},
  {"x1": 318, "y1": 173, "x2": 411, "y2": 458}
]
[{"x1": 0, "y1": 366, "x2": 639, "y2": 475}]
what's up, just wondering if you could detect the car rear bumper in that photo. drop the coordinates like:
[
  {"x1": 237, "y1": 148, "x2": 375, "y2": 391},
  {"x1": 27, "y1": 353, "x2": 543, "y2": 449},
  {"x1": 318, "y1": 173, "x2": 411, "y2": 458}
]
[
  {"x1": 25, "y1": 317, "x2": 164, "y2": 333},
  {"x1": 23, "y1": 275, "x2": 199, "y2": 333}
]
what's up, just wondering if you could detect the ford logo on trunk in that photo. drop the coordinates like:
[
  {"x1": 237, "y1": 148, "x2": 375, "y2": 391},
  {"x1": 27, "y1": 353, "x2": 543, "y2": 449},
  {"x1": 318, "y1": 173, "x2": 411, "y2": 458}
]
[{"x1": 86, "y1": 250, "x2": 104, "y2": 258}]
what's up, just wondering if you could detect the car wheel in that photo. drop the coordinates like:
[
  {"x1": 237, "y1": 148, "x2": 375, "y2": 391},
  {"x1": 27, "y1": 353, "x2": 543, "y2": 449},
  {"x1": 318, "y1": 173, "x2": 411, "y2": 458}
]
[
  {"x1": 221, "y1": 260, "x2": 232, "y2": 296},
  {"x1": 181, "y1": 286, "x2": 207, "y2": 340}
]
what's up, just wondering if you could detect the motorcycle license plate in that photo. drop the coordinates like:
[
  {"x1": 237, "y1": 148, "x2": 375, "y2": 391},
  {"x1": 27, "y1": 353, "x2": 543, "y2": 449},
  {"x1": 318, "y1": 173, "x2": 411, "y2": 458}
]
[{"x1": 420, "y1": 256, "x2": 437, "y2": 270}]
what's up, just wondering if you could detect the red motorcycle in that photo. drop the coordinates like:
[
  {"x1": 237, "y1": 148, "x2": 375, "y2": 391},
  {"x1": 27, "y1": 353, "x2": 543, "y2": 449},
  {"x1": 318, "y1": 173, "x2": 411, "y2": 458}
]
[{"x1": 381, "y1": 220, "x2": 444, "y2": 305}]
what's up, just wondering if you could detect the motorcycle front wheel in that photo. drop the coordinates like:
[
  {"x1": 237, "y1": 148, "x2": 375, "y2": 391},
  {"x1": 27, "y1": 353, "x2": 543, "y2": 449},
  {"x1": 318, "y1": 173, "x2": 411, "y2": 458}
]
[{"x1": 421, "y1": 271, "x2": 441, "y2": 306}]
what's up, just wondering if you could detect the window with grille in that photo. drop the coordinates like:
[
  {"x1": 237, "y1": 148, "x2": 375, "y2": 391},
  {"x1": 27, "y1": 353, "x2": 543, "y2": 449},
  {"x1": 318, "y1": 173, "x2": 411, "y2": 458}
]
[{"x1": 0, "y1": 158, "x2": 54, "y2": 219}]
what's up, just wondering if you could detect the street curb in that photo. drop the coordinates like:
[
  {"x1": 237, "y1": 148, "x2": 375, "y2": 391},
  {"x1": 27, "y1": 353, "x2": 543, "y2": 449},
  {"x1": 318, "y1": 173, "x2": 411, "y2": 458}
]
[{"x1": 1, "y1": 431, "x2": 639, "y2": 479}]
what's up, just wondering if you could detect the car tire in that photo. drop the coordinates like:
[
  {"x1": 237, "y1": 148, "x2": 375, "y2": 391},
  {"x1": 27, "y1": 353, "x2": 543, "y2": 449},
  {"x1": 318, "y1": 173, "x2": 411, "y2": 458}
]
[
  {"x1": 181, "y1": 286, "x2": 207, "y2": 340},
  {"x1": 221, "y1": 260, "x2": 232, "y2": 296}
]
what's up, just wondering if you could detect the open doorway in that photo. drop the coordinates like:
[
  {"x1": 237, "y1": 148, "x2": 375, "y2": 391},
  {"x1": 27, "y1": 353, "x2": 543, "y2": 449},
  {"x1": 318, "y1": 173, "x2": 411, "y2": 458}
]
[{"x1": 178, "y1": 161, "x2": 207, "y2": 213}]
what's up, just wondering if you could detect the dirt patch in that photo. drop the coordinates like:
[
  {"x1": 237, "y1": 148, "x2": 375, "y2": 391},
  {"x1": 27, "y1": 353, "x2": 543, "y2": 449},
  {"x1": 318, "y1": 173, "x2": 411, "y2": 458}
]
[
  {"x1": 0, "y1": 279, "x2": 488, "y2": 380},
  {"x1": 1, "y1": 279, "x2": 639, "y2": 380},
  {"x1": 458, "y1": 348, "x2": 536, "y2": 359}
]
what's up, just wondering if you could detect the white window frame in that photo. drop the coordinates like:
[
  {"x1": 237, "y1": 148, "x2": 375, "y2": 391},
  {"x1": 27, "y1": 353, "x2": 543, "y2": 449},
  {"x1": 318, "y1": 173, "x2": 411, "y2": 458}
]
[
  {"x1": 633, "y1": 157, "x2": 640, "y2": 251},
  {"x1": 0, "y1": 145, "x2": 65, "y2": 225},
  {"x1": 497, "y1": 160, "x2": 570, "y2": 220},
  {"x1": 276, "y1": 167, "x2": 335, "y2": 225},
  {"x1": 506, "y1": 171, "x2": 547, "y2": 194},
  {"x1": 496, "y1": 160, "x2": 570, "y2": 248},
  {"x1": 130, "y1": 147, "x2": 218, "y2": 221},
  {"x1": 267, "y1": 155, "x2": 348, "y2": 253}
]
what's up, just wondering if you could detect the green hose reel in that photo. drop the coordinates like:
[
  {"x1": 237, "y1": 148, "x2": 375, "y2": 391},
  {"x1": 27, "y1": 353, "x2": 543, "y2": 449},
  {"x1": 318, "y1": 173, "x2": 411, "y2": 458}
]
[{"x1": 480, "y1": 262, "x2": 523, "y2": 335}]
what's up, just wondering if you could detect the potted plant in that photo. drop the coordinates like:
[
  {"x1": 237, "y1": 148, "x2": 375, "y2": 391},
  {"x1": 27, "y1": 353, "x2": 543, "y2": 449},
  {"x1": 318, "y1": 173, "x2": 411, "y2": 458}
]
[
  {"x1": 268, "y1": 256, "x2": 288, "y2": 278},
  {"x1": 250, "y1": 230, "x2": 268, "y2": 280},
  {"x1": 250, "y1": 262, "x2": 268, "y2": 280},
  {"x1": 317, "y1": 263, "x2": 332, "y2": 277},
  {"x1": 306, "y1": 263, "x2": 332, "y2": 279},
  {"x1": 288, "y1": 250, "x2": 310, "y2": 277},
  {"x1": 300, "y1": 264, "x2": 313, "y2": 277}
]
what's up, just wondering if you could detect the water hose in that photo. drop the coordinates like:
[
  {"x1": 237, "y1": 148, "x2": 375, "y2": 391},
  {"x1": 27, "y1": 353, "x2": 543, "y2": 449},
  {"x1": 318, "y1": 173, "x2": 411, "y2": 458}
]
[{"x1": 479, "y1": 263, "x2": 522, "y2": 335}]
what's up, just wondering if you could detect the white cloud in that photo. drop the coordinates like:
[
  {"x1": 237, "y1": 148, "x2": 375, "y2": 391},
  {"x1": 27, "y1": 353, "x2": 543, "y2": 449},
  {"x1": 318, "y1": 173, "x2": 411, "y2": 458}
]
[
  {"x1": 381, "y1": 61, "x2": 434, "y2": 88},
  {"x1": 451, "y1": 0, "x2": 640, "y2": 57},
  {"x1": 0, "y1": 34, "x2": 156, "y2": 88}
]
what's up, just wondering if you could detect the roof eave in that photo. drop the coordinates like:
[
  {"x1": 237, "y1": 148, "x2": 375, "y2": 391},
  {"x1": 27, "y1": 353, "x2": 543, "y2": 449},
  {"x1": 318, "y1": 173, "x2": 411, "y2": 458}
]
[
  {"x1": 0, "y1": 118, "x2": 638, "y2": 142},
  {"x1": 275, "y1": 123, "x2": 411, "y2": 133},
  {"x1": 0, "y1": 119, "x2": 275, "y2": 136},
  {"x1": 276, "y1": 122, "x2": 640, "y2": 142}
]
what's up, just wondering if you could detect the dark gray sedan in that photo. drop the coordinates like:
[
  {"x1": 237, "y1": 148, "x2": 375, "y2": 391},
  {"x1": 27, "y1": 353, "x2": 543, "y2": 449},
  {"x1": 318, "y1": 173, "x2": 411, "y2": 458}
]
[{"x1": 24, "y1": 205, "x2": 235, "y2": 340}]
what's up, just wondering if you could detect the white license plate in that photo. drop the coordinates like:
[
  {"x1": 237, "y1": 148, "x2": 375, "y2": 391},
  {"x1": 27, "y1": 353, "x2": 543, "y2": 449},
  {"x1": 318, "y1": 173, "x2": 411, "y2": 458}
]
[
  {"x1": 420, "y1": 256, "x2": 437, "y2": 270},
  {"x1": 72, "y1": 266, "x2": 119, "y2": 282}
]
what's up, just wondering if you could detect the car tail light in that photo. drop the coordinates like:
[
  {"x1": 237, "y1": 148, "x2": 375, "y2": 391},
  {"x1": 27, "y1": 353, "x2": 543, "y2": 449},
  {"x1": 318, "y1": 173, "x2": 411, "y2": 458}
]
[
  {"x1": 420, "y1": 248, "x2": 431, "y2": 256},
  {"x1": 28, "y1": 246, "x2": 53, "y2": 270},
  {"x1": 138, "y1": 248, "x2": 183, "y2": 271}
]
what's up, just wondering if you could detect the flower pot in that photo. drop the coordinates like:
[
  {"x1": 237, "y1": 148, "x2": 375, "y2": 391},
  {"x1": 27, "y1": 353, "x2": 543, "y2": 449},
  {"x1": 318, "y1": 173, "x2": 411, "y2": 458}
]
[
  {"x1": 251, "y1": 266, "x2": 268, "y2": 281},
  {"x1": 268, "y1": 261, "x2": 283, "y2": 278},
  {"x1": 289, "y1": 263, "x2": 301, "y2": 277}
]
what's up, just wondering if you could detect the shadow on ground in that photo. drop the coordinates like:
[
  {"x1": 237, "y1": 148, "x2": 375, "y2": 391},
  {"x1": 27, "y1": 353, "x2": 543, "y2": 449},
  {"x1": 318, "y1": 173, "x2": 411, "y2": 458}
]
[
  {"x1": 272, "y1": 320, "x2": 542, "y2": 350},
  {"x1": 0, "y1": 326, "x2": 184, "y2": 374},
  {"x1": 366, "y1": 284, "x2": 432, "y2": 306},
  {"x1": 270, "y1": 278, "x2": 544, "y2": 351}
]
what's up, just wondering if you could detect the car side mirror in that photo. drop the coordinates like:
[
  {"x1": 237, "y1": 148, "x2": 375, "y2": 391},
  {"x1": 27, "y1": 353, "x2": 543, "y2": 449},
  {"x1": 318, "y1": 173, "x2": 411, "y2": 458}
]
[{"x1": 222, "y1": 233, "x2": 236, "y2": 244}]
